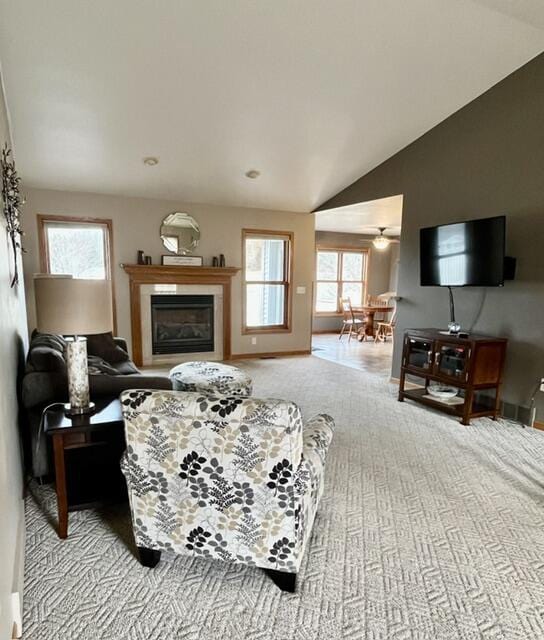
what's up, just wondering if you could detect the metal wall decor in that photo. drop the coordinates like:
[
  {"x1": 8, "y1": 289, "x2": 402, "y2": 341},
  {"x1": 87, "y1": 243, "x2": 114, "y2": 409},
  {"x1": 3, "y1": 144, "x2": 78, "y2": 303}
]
[{"x1": 1, "y1": 144, "x2": 25, "y2": 286}]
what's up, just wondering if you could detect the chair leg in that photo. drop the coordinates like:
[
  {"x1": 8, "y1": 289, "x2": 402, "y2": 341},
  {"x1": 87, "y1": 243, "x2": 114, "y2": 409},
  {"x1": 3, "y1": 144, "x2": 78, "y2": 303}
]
[
  {"x1": 137, "y1": 546, "x2": 161, "y2": 568},
  {"x1": 263, "y1": 568, "x2": 297, "y2": 593},
  {"x1": 339, "y1": 322, "x2": 346, "y2": 340}
]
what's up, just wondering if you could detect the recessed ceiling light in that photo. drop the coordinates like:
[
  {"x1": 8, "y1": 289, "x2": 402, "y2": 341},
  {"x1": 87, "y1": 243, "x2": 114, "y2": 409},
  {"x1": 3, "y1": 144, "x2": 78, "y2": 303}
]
[
  {"x1": 245, "y1": 169, "x2": 260, "y2": 179},
  {"x1": 143, "y1": 156, "x2": 159, "y2": 166}
]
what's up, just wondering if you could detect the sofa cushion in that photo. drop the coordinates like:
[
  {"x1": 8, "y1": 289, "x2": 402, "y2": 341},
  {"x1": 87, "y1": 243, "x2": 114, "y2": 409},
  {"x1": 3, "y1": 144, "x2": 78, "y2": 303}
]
[
  {"x1": 85, "y1": 332, "x2": 130, "y2": 364},
  {"x1": 89, "y1": 374, "x2": 172, "y2": 397},
  {"x1": 112, "y1": 360, "x2": 140, "y2": 375},
  {"x1": 87, "y1": 356, "x2": 122, "y2": 376}
]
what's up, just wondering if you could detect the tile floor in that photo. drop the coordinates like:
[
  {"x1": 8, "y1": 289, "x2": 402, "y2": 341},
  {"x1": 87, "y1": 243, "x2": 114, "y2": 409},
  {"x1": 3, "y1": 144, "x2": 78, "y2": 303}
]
[{"x1": 311, "y1": 332, "x2": 393, "y2": 376}]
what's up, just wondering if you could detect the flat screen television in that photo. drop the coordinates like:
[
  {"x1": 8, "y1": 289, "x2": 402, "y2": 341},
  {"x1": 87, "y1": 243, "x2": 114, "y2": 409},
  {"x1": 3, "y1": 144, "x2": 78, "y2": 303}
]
[{"x1": 420, "y1": 215, "x2": 506, "y2": 287}]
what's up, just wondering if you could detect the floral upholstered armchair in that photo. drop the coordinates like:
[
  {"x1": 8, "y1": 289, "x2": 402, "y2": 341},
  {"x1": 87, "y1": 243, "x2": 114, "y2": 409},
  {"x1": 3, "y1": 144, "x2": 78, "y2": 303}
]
[{"x1": 120, "y1": 389, "x2": 334, "y2": 592}]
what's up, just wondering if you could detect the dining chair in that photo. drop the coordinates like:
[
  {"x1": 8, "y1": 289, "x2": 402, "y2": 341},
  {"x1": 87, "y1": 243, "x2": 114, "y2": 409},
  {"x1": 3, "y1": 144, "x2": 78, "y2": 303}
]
[
  {"x1": 374, "y1": 306, "x2": 397, "y2": 342},
  {"x1": 371, "y1": 293, "x2": 392, "y2": 323},
  {"x1": 339, "y1": 297, "x2": 367, "y2": 342}
]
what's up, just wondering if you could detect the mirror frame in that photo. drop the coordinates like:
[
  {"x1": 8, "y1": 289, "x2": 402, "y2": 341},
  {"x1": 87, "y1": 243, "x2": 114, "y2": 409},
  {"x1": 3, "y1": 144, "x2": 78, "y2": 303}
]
[{"x1": 160, "y1": 212, "x2": 200, "y2": 255}]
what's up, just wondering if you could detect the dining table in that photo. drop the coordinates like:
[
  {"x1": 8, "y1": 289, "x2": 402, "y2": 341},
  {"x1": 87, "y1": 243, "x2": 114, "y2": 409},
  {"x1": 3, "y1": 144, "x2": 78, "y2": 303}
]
[{"x1": 352, "y1": 304, "x2": 394, "y2": 339}]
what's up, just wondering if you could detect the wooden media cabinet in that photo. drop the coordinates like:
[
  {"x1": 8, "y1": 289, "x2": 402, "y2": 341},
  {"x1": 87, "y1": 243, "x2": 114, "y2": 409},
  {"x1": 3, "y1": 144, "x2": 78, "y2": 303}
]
[{"x1": 398, "y1": 329, "x2": 507, "y2": 425}]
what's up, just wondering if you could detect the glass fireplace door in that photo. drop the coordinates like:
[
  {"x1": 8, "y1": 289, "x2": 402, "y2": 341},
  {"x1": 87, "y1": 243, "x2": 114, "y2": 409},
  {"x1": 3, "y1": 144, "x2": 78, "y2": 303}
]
[{"x1": 151, "y1": 294, "x2": 214, "y2": 355}]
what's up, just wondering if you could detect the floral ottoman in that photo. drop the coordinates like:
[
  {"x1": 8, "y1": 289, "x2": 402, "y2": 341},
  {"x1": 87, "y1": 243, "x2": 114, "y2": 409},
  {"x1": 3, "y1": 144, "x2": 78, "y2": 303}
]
[{"x1": 169, "y1": 361, "x2": 253, "y2": 396}]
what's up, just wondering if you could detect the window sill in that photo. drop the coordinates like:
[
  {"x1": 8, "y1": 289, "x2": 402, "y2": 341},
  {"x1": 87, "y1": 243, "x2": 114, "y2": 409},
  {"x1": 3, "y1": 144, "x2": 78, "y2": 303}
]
[
  {"x1": 314, "y1": 312, "x2": 342, "y2": 317},
  {"x1": 243, "y1": 326, "x2": 292, "y2": 335}
]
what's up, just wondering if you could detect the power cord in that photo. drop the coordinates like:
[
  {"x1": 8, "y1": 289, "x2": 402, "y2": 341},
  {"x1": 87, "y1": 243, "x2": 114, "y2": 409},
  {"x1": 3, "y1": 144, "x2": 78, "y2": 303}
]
[
  {"x1": 35, "y1": 402, "x2": 66, "y2": 460},
  {"x1": 467, "y1": 288, "x2": 487, "y2": 333}
]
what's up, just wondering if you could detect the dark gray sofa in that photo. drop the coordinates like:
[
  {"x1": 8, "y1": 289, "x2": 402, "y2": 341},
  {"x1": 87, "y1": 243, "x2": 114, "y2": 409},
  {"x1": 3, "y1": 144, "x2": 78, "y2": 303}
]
[{"x1": 22, "y1": 331, "x2": 172, "y2": 478}]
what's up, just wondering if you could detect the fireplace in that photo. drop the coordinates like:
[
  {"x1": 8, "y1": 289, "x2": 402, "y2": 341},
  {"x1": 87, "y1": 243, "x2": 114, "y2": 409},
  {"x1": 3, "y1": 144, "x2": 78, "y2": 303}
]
[
  {"x1": 123, "y1": 264, "x2": 238, "y2": 365},
  {"x1": 151, "y1": 294, "x2": 214, "y2": 355}
]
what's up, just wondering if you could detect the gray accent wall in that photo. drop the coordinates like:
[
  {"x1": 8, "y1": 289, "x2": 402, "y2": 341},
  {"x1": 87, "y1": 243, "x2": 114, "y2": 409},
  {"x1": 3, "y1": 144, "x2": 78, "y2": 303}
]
[{"x1": 317, "y1": 53, "x2": 544, "y2": 409}]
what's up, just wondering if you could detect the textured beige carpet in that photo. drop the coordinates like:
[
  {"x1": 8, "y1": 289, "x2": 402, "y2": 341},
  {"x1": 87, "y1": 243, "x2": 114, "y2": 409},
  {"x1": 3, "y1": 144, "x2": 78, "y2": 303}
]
[{"x1": 24, "y1": 355, "x2": 544, "y2": 639}]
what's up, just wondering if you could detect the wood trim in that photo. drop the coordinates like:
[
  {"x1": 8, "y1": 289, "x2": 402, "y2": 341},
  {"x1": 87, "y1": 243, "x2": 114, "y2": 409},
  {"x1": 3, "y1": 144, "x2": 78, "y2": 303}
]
[
  {"x1": 37, "y1": 213, "x2": 118, "y2": 333},
  {"x1": 533, "y1": 420, "x2": 544, "y2": 431},
  {"x1": 313, "y1": 311, "x2": 343, "y2": 317},
  {"x1": 122, "y1": 264, "x2": 240, "y2": 366},
  {"x1": 52, "y1": 433, "x2": 68, "y2": 539},
  {"x1": 122, "y1": 264, "x2": 240, "y2": 278},
  {"x1": 228, "y1": 349, "x2": 311, "y2": 360},
  {"x1": 311, "y1": 329, "x2": 340, "y2": 335},
  {"x1": 241, "y1": 229, "x2": 294, "y2": 335},
  {"x1": 316, "y1": 243, "x2": 371, "y2": 253}
]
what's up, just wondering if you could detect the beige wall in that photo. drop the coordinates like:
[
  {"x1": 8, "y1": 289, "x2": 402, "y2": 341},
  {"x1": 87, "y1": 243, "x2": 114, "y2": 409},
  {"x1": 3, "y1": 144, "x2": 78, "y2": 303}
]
[
  {"x1": 0, "y1": 73, "x2": 27, "y2": 640},
  {"x1": 313, "y1": 230, "x2": 398, "y2": 332},
  {"x1": 21, "y1": 188, "x2": 315, "y2": 357}
]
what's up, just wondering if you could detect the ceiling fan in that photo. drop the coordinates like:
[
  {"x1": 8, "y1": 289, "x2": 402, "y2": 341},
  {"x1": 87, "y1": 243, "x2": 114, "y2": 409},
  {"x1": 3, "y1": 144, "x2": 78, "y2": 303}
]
[{"x1": 372, "y1": 227, "x2": 400, "y2": 250}]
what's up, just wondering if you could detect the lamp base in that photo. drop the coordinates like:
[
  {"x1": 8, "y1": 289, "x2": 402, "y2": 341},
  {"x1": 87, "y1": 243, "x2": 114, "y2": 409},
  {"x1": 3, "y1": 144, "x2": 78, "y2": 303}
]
[{"x1": 64, "y1": 401, "x2": 96, "y2": 417}]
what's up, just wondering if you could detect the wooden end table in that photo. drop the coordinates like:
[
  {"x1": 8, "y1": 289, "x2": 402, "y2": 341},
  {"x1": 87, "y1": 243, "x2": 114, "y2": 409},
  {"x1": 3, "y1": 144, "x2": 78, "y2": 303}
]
[{"x1": 44, "y1": 398, "x2": 126, "y2": 539}]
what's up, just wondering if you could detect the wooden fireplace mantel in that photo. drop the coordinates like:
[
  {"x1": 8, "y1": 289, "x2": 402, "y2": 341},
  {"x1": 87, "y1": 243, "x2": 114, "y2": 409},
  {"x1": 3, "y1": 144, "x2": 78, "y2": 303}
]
[{"x1": 121, "y1": 264, "x2": 241, "y2": 365}]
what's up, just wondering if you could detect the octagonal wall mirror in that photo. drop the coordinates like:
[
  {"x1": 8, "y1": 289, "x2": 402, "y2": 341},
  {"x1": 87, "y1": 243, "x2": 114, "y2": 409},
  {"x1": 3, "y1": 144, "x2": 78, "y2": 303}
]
[{"x1": 160, "y1": 212, "x2": 200, "y2": 255}]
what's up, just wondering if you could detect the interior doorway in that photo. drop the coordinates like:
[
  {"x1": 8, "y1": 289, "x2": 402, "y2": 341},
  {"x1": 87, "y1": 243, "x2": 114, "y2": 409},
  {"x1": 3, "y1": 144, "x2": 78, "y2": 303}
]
[{"x1": 311, "y1": 194, "x2": 403, "y2": 377}]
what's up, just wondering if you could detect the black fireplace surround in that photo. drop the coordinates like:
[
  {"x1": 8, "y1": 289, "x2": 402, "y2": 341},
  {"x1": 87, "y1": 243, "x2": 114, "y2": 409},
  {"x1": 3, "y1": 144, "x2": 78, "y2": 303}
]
[{"x1": 151, "y1": 294, "x2": 214, "y2": 355}]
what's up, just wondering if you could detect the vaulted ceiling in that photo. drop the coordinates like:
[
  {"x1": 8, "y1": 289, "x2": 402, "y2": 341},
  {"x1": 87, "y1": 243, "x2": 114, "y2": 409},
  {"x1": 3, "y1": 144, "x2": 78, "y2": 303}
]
[{"x1": 0, "y1": 1, "x2": 543, "y2": 212}]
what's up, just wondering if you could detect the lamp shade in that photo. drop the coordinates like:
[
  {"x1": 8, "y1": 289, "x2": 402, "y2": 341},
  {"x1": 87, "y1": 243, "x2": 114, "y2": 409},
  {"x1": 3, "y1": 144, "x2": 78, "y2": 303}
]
[{"x1": 34, "y1": 275, "x2": 113, "y2": 335}]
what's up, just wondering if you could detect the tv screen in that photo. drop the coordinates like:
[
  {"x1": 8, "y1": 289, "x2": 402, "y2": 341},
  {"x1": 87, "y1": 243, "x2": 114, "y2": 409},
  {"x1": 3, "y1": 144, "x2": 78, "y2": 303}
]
[{"x1": 420, "y1": 216, "x2": 505, "y2": 287}]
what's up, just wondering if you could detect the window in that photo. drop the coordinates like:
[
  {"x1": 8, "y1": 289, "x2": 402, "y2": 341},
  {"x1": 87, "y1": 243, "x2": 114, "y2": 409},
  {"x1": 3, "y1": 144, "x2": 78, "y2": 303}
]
[
  {"x1": 315, "y1": 248, "x2": 368, "y2": 313},
  {"x1": 242, "y1": 230, "x2": 292, "y2": 333},
  {"x1": 39, "y1": 215, "x2": 113, "y2": 279},
  {"x1": 38, "y1": 214, "x2": 116, "y2": 327}
]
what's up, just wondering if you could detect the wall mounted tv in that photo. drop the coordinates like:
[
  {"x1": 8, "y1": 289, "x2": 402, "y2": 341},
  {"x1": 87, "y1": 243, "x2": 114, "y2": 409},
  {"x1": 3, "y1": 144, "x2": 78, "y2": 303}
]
[{"x1": 420, "y1": 215, "x2": 506, "y2": 287}]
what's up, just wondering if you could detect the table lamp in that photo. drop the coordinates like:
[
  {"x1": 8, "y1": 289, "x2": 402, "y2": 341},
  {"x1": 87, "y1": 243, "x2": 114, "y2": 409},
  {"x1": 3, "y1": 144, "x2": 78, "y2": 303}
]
[{"x1": 34, "y1": 274, "x2": 113, "y2": 416}]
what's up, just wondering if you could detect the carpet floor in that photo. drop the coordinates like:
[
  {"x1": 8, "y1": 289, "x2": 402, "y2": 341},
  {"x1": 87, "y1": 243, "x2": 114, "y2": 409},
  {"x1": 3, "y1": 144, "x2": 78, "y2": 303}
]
[{"x1": 23, "y1": 355, "x2": 544, "y2": 639}]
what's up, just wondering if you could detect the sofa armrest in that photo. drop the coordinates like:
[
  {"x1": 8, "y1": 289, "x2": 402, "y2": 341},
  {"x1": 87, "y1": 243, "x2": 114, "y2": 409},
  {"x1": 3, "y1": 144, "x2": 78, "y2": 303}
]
[
  {"x1": 22, "y1": 371, "x2": 68, "y2": 409},
  {"x1": 113, "y1": 337, "x2": 129, "y2": 353}
]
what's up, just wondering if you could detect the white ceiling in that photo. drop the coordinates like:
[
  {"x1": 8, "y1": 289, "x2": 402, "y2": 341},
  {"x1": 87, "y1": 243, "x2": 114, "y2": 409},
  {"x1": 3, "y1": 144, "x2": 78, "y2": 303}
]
[
  {"x1": 315, "y1": 195, "x2": 403, "y2": 235},
  {"x1": 0, "y1": 1, "x2": 543, "y2": 212}
]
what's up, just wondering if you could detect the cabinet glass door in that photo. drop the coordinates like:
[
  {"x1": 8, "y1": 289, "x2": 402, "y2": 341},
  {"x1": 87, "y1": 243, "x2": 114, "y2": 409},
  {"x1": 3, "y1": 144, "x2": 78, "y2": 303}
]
[
  {"x1": 404, "y1": 337, "x2": 433, "y2": 371},
  {"x1": 434, "y1": 342, "x2": 469, "y2": 381}
]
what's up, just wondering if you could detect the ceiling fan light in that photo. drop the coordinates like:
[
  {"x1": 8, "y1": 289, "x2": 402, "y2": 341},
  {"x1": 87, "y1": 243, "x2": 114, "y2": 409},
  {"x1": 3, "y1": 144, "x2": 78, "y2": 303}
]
[{"x1": 373, "y1": 227, "x2": 391, "y2": 250}]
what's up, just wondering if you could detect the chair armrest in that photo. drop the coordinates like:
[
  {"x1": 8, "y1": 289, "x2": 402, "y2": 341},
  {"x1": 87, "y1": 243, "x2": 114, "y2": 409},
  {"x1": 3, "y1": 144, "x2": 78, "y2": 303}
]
[{"x1": 302, "y1": 413, "x2": 334, "y2": 467}]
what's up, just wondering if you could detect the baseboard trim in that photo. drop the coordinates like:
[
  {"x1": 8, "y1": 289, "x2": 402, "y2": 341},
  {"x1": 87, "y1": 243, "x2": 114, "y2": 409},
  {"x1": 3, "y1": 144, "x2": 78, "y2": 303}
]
[
  {"x1": 533, "y1": 420, "x2": 544, "y2": 431},
  {"x1": 9, "y1": 498, "x2": 24, "y2": 639},
  {"x1": 228, "y1": 349, "x2": 311, "y2": 360},
  {"x1": 311, "y1": 330, "x2": 340, "y2": 335}
]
